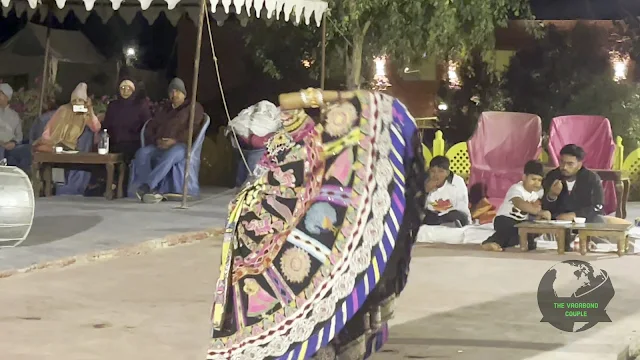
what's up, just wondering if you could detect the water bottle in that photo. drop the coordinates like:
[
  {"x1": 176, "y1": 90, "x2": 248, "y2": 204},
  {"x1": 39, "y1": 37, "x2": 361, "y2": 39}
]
[{"x1": 98, "y1": 129, "x2": 110, "y2": 155}]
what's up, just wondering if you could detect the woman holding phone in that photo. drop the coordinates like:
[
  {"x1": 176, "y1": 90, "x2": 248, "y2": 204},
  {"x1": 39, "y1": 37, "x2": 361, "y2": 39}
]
[{"x1": 33, "y1": 82, "x2": 101, "y2": 152}]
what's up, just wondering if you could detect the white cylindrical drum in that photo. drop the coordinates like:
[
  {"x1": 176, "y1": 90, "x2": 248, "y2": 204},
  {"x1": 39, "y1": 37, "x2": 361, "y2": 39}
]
[{"x1": 0, "y1": 166, "x2": 35, "y2": 247}]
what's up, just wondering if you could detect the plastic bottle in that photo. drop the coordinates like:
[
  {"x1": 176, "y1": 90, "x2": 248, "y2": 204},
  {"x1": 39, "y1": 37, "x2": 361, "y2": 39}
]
[{"x1": 98, "y1": 129, "x2": 110, "y2": 155}]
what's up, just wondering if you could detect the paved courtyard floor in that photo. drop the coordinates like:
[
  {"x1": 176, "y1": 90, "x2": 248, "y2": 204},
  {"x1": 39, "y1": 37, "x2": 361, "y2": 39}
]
[
  {"x1": 1, "y1": 238, "x2": 638, "y2": 360},
  {"x1": 0, "y1": 187, "x2": 234, "y2": 272}
]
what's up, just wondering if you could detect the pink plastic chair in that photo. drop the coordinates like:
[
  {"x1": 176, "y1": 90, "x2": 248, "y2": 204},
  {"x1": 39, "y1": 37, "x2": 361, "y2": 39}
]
[
  {"x1": 468, "y1": 112, "x2": 543, "y2": 208},
  {"x1": 548, "y1": 115, "x2": 616, "y2": 215}
]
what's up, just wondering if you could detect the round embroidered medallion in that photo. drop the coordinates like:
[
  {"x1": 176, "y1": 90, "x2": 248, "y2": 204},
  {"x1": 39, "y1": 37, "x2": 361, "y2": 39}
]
[{"x1": 280, "y1": 247, "x2": 312, "y2": 284}]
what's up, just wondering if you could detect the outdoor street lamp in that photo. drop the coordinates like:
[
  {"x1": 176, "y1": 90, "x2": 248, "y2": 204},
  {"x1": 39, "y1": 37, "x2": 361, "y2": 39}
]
[{"x1": 124, "y1": 46, "x2": 137, "y2": 66}]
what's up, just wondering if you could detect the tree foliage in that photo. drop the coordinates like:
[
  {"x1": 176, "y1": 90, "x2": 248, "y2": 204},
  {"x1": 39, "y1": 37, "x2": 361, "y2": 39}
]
[
  {"x1": 244, "y1": 0, "x2": 534, "y2": 90},
  {"x1": 503, "y1": 24, "x2": 613, "y2": 128},
  {"x1": 503, "y1": 23, "x2": 640, "y2": 150},
  {"x1": 436, "y1": 53, "x2": 508, "y2": 143}
]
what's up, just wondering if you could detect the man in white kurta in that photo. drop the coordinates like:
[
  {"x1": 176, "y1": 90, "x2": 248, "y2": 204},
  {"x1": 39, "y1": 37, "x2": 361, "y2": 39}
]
[{"x1": 0, "y1": 83, "x2": 26, "y2": 170}]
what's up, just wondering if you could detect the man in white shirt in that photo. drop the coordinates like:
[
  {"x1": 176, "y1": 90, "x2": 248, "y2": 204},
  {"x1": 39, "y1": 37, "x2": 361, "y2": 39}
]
[
  {"x1": 482, "y1": 160, "x2": 551, "y2": 252},
  {"x1": 423, "y1": 156, "x2": 472, "y2": 227},
  {"x1": 0, "y1": 83, "x2": 26, "y2": 170}
]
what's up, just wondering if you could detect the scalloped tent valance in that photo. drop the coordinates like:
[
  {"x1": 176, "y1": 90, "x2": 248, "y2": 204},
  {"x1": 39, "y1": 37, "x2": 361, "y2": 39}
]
[{"x1": 0, "y1": 0, "x2": 327, "y2": 26}]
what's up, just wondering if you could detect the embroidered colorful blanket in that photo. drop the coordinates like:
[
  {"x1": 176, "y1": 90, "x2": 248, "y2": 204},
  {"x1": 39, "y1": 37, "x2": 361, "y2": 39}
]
[{"x1": 208, "y1": 91, "x2": 419, "y2": 360}]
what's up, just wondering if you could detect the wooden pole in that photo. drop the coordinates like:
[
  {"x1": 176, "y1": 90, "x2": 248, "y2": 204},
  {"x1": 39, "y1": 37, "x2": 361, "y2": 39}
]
[
  {"x1": 37, "y1": 11, "x2": 52, "y2": 117},
  {"x1": 179, "y1": 0, "x2": 207, "y2": 209},
  {"x1": 320, "y1": 11, "x2": 326, "y2": 90}
]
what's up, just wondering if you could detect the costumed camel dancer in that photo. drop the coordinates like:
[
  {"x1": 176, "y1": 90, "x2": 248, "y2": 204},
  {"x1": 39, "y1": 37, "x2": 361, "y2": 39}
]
[{"x1": 207, "y1": 89, "x2": 427, "y2": 359}]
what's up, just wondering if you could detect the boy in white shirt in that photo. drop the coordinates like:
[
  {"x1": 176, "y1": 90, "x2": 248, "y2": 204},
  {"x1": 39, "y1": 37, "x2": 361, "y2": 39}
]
[
  {"x1": 482, "y1": 160, "x2": 551, "y2": 251},
  {"x1": 424, "y1": 156, "x2": 472, "y2": 227}
]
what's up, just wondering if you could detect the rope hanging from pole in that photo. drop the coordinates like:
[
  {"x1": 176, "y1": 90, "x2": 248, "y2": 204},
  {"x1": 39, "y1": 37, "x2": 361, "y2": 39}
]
[
  {"x1": 180, "y1": 6, "x2": 330, "y2": 208},
  {"x1": 203, "y1": 3, "x2": 250, "y2": 173},
  {"x1": 179, "y1": 0, "x2": 207, "y2": 209}
]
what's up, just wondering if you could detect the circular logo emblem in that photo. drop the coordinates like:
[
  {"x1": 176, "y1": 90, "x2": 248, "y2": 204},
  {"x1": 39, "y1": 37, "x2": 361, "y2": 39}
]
[{"x1": 537, "y1": 260, "x2": 615, "y2": 332}]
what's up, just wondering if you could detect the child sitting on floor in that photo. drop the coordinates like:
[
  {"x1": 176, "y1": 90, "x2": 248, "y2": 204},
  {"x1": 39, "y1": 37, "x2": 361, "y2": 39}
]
[
  {"x1": 482, "y1": 160, "x2": 551, "y2": 252},
  {"x1": 424, "y1": 156, "x2": 472, "y2": 227}
]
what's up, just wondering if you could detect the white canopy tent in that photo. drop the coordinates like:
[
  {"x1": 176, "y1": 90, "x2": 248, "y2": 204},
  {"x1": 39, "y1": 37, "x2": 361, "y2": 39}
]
[
  {"x1": 1, "y1": 0, "x2": 328, "y2": 208},
  {"x1": 0, "y1": 0, "x2": 327, "y2": 26},
  {"x1": 0, "y1": 23, "x2": 118, "y2": 99}
]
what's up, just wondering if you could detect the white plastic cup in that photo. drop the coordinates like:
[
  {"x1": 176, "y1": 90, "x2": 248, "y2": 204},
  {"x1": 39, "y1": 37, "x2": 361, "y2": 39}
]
[
  {"x1": 55, "y1": 146, "x2": 63, "y2": 153},
  {"x1": 97, "y1": 148, "x2": 108, "y2": 155}
]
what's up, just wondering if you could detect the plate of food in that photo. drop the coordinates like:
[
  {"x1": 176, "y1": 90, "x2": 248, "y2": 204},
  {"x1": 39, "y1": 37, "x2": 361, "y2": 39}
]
[{"x1": 534, "y1": 220, "x2": 572, "y2": 225}]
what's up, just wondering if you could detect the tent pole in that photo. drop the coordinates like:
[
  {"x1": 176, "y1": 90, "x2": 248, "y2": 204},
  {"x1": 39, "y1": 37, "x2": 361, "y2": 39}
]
[
  {"x1": 179, "y1": 0, "x2": 207, "y2": 209},
  {"x1": 320, "y1": 11, "x2": 326, "y2": 90},
  {"x1": 37, "y1": 10, "x2": 52, "y2": 117}
]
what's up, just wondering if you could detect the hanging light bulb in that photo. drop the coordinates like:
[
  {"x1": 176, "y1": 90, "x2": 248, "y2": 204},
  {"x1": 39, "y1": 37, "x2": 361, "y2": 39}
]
[
  {"x1": 372, "y1": 56, "x2": 391, "y2": 91},
  {"x1": 610, "y1": 51, "x2": 629, "y2": 82},
  {"x1": 447, "y1": 61, "x2": 460, "y2": 88}
]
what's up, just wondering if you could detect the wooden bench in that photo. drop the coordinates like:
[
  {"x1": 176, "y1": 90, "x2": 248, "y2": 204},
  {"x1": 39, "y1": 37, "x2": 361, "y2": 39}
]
[
  {"x1": 516, "y1": 222, "x2": 631, "y2": 256},
  {"x1": 31, "y1": 152, "x2": 126, "y2": 200}
]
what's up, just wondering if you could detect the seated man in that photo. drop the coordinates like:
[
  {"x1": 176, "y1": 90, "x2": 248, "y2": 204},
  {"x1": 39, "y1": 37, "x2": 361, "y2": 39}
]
[
  {"x1": 482, "y1": 160, "x2": 551, "y2": 252},
  {"x1": 133, "y1": 78, "x2": 204, "y2": 204},
  {"x1": 0, "y1": 83, "x2": 28, "y2": 172},
  {"x1": 7, "y1": 100, "x2": 58, "y2": 175},
  {"x1": 542, "y1": 144, "x2": 605, "y2": 251}
]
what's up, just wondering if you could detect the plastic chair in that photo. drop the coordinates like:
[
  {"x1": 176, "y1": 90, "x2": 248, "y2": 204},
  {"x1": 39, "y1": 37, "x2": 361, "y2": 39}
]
[
  {"x1": 128, "y1": 114, "x2": 211, "y2": 198},
  {"x1": 467, "y1": 112, "x2": 542, "y2": 208}
]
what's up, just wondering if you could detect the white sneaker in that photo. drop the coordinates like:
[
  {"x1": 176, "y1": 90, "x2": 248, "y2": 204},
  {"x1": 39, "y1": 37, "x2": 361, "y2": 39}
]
[{"x1": 142, "y1": 193, "x2": 164, "y2": 204}]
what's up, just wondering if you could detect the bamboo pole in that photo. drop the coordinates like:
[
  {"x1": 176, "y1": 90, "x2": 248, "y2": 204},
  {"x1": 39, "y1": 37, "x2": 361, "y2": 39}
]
[
  {"x1": 320, "y1": 11, "x2": 326, "y2": 90},
  {"x1": 179, "y1": 0, "x2": 207, "y2": 209},
  {"x1": 37, "y1": 11, "x2": 52, "y2": 117}
]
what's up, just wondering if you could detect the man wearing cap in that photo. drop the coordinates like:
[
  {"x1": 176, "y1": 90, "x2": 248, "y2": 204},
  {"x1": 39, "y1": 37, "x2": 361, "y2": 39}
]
[
  {"x1": 0, "y1": 83, "x2": 27, "y2": 170},
  {"x1": 132, "y1": 77, "x2": 204, "y2": 203}
]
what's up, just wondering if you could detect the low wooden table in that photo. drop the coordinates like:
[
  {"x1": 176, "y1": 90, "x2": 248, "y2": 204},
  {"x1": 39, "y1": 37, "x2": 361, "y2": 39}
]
[
  {"x1": 573, "y1": 223, "x2": 631, "y2": 257},
  {"x1": 32, "y1": 152, "x2": 125, "y2": 200},
  {"x1": 515, "y1": 222, "x2": 572, "y2": 255},
  {"x1": 543, "y1": 167, "x2": 630, "y2": 219},
  {"x1": 516, "y1": 222, "x2": 631, "y2": 256}
]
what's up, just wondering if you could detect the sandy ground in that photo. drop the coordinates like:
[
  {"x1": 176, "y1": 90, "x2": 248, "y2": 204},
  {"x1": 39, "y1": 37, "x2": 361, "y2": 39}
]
[{"x1": 1, "y1": 239, "x2": 638, "y2": 360}]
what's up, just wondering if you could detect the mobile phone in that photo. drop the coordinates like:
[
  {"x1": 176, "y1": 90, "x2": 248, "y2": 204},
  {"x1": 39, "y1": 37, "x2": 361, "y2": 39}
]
[{"x1": 73, "y1": 105, "x2": 88, "y2": 113}]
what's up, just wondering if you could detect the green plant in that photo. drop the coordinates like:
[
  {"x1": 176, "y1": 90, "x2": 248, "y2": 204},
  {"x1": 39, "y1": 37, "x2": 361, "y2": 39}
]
[
  {"x1": 9, "y1": 78, "x2": 61, "y2": 137},
  {"x1": 503, "y1": 23, "x2": 614, "y2": 129},
  {"x1": 247, "y1": 0, "x2": 534, "y2": 90},
  {"x1": 90, "y1": 95, "x2": 116, "y2": 115},
  {"x1": 503, "y1": 23, "x2": 640, "y2": 151}
]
